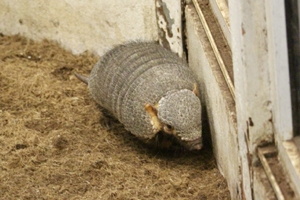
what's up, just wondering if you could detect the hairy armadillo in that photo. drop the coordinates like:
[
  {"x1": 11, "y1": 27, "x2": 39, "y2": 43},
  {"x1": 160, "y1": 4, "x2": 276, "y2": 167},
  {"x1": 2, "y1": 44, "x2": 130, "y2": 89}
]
[{"x1": 75, "y1": 42, "x2": 202, "y2": 150}]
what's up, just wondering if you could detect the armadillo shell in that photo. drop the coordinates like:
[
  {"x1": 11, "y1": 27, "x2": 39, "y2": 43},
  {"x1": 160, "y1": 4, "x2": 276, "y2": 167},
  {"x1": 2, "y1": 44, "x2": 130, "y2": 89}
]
[{"x1": 88, "y1": 42, "x2": 196, "y2": 139}]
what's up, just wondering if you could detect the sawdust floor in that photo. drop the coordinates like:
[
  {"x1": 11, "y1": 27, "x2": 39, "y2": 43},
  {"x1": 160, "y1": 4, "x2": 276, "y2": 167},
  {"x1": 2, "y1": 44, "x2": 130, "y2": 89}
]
[{"x1": 0, "y1": 34, "x2": 230, "y2": 200}]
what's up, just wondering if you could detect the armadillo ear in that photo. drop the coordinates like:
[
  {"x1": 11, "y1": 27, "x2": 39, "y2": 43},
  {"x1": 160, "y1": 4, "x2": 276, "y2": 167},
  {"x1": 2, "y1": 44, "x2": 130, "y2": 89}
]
[
  {"x1": 193, "y1": 83, "x2": 199, "y2": 97},
  {"x1": 145, "y1": 103, "x2": 157, "y2": 115},
  {"x1": 144, "y1": 103, "x2": 161, "y2": 132}
]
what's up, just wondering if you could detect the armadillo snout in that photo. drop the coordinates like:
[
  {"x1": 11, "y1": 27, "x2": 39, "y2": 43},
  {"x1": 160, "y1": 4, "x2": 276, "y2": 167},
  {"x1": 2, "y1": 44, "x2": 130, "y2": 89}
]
[{"x1": 186, "y1": 139, "x2": 203, "y2": 150}]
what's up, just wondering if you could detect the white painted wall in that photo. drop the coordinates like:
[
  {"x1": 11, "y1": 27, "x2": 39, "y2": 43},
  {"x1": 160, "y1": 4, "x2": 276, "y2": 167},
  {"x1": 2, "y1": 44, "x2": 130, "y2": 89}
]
[
  {"x1": 229, "y1": 0, "x2": 300, "y2": 199},
  {"x1": 187, "y1": 0, "x2": 298, "y2": 198},
  {"x1": 0, "y1": 0, "x2": 158, "y2": 56},
  {"x1": 265, "y1": 0, "x2": 293, "y2": 141},
  {"x1": 229, "y1": 0, "x2": 274, "y2": 199},
  {"x1": 156, "y1": 0, "x2": 183, "y2": 57},
  {"x1": 185, "y1": 5, "x2": 241, "y2": 199},
  {"x1": 266, "y1": 1, "x2": 300, "y2": 196}
]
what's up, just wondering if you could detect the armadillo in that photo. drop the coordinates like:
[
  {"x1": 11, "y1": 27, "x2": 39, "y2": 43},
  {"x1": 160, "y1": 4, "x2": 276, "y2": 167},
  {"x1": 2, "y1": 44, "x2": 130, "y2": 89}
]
[{"x1": 75, "y1": 42, "x2": 202, "y2": 150}]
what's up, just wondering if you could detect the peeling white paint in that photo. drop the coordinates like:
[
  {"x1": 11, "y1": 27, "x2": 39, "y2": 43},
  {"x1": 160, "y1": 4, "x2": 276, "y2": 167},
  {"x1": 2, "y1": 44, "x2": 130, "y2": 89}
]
[
  {"x1": 230, "y1": 0, "x2": 274, "y2": 199},
  {"x1": 155, "y1": 0, "x2": 183, "y2": 57}
]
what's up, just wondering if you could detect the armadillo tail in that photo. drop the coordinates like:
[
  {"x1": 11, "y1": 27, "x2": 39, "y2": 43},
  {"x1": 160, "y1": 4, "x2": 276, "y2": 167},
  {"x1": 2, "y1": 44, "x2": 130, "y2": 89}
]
[{"x1": 74, "y1": 73, "x2": 89, "y2": 85}]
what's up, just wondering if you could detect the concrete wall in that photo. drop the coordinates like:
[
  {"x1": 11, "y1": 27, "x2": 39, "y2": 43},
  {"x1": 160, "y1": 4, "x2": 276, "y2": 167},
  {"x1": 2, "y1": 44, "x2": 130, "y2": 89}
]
[{"x1": 0, "y1": 0, "x2": 158, "y2": 56}]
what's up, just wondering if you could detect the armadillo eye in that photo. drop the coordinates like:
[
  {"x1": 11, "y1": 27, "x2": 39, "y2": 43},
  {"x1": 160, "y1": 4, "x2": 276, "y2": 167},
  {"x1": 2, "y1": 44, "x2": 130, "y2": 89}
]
[
  {"x1": 166, "y1": 124, "x2": 173, "y2": 130},
  {"x1": 163, "y1": 124, "x2": 174, "y2": 134}
]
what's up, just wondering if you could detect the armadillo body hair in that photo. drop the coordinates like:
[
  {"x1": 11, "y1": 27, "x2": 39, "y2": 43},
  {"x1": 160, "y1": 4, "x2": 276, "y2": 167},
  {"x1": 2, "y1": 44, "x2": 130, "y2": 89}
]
[{"x1": 80, "y1": 42, "x2": 202, "y2": 150}]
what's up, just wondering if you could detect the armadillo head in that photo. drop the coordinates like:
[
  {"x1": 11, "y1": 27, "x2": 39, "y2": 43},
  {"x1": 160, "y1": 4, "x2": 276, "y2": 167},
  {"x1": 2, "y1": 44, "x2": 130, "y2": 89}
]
[{"x1": 156, "y1": 89, "x2": 202, "y2": 150}]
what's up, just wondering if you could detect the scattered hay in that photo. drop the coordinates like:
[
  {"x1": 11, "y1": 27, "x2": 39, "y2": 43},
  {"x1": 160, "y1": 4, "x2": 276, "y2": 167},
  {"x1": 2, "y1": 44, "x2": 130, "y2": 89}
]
[{"x1": 0, "y1": 34, "x2": 230, "y2": 199}]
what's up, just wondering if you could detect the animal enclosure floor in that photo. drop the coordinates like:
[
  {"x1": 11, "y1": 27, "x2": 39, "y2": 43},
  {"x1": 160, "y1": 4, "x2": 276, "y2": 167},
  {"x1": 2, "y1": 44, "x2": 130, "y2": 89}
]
[{"x1": 0, "y1": 34, "x2": 230, "y2": 200}]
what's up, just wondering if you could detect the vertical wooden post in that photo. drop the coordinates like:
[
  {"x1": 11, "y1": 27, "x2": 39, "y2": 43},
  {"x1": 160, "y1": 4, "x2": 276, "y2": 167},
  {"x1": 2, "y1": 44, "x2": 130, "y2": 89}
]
[{"x1": 229, "y1": 0, "x2": 274, "y2": 199}]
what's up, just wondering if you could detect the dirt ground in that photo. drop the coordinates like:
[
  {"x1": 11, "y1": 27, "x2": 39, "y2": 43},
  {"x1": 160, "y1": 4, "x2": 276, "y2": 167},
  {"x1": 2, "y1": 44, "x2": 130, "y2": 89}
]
[{"x1": 0, "y1": 34, "x2": 230, "y2": 199}]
